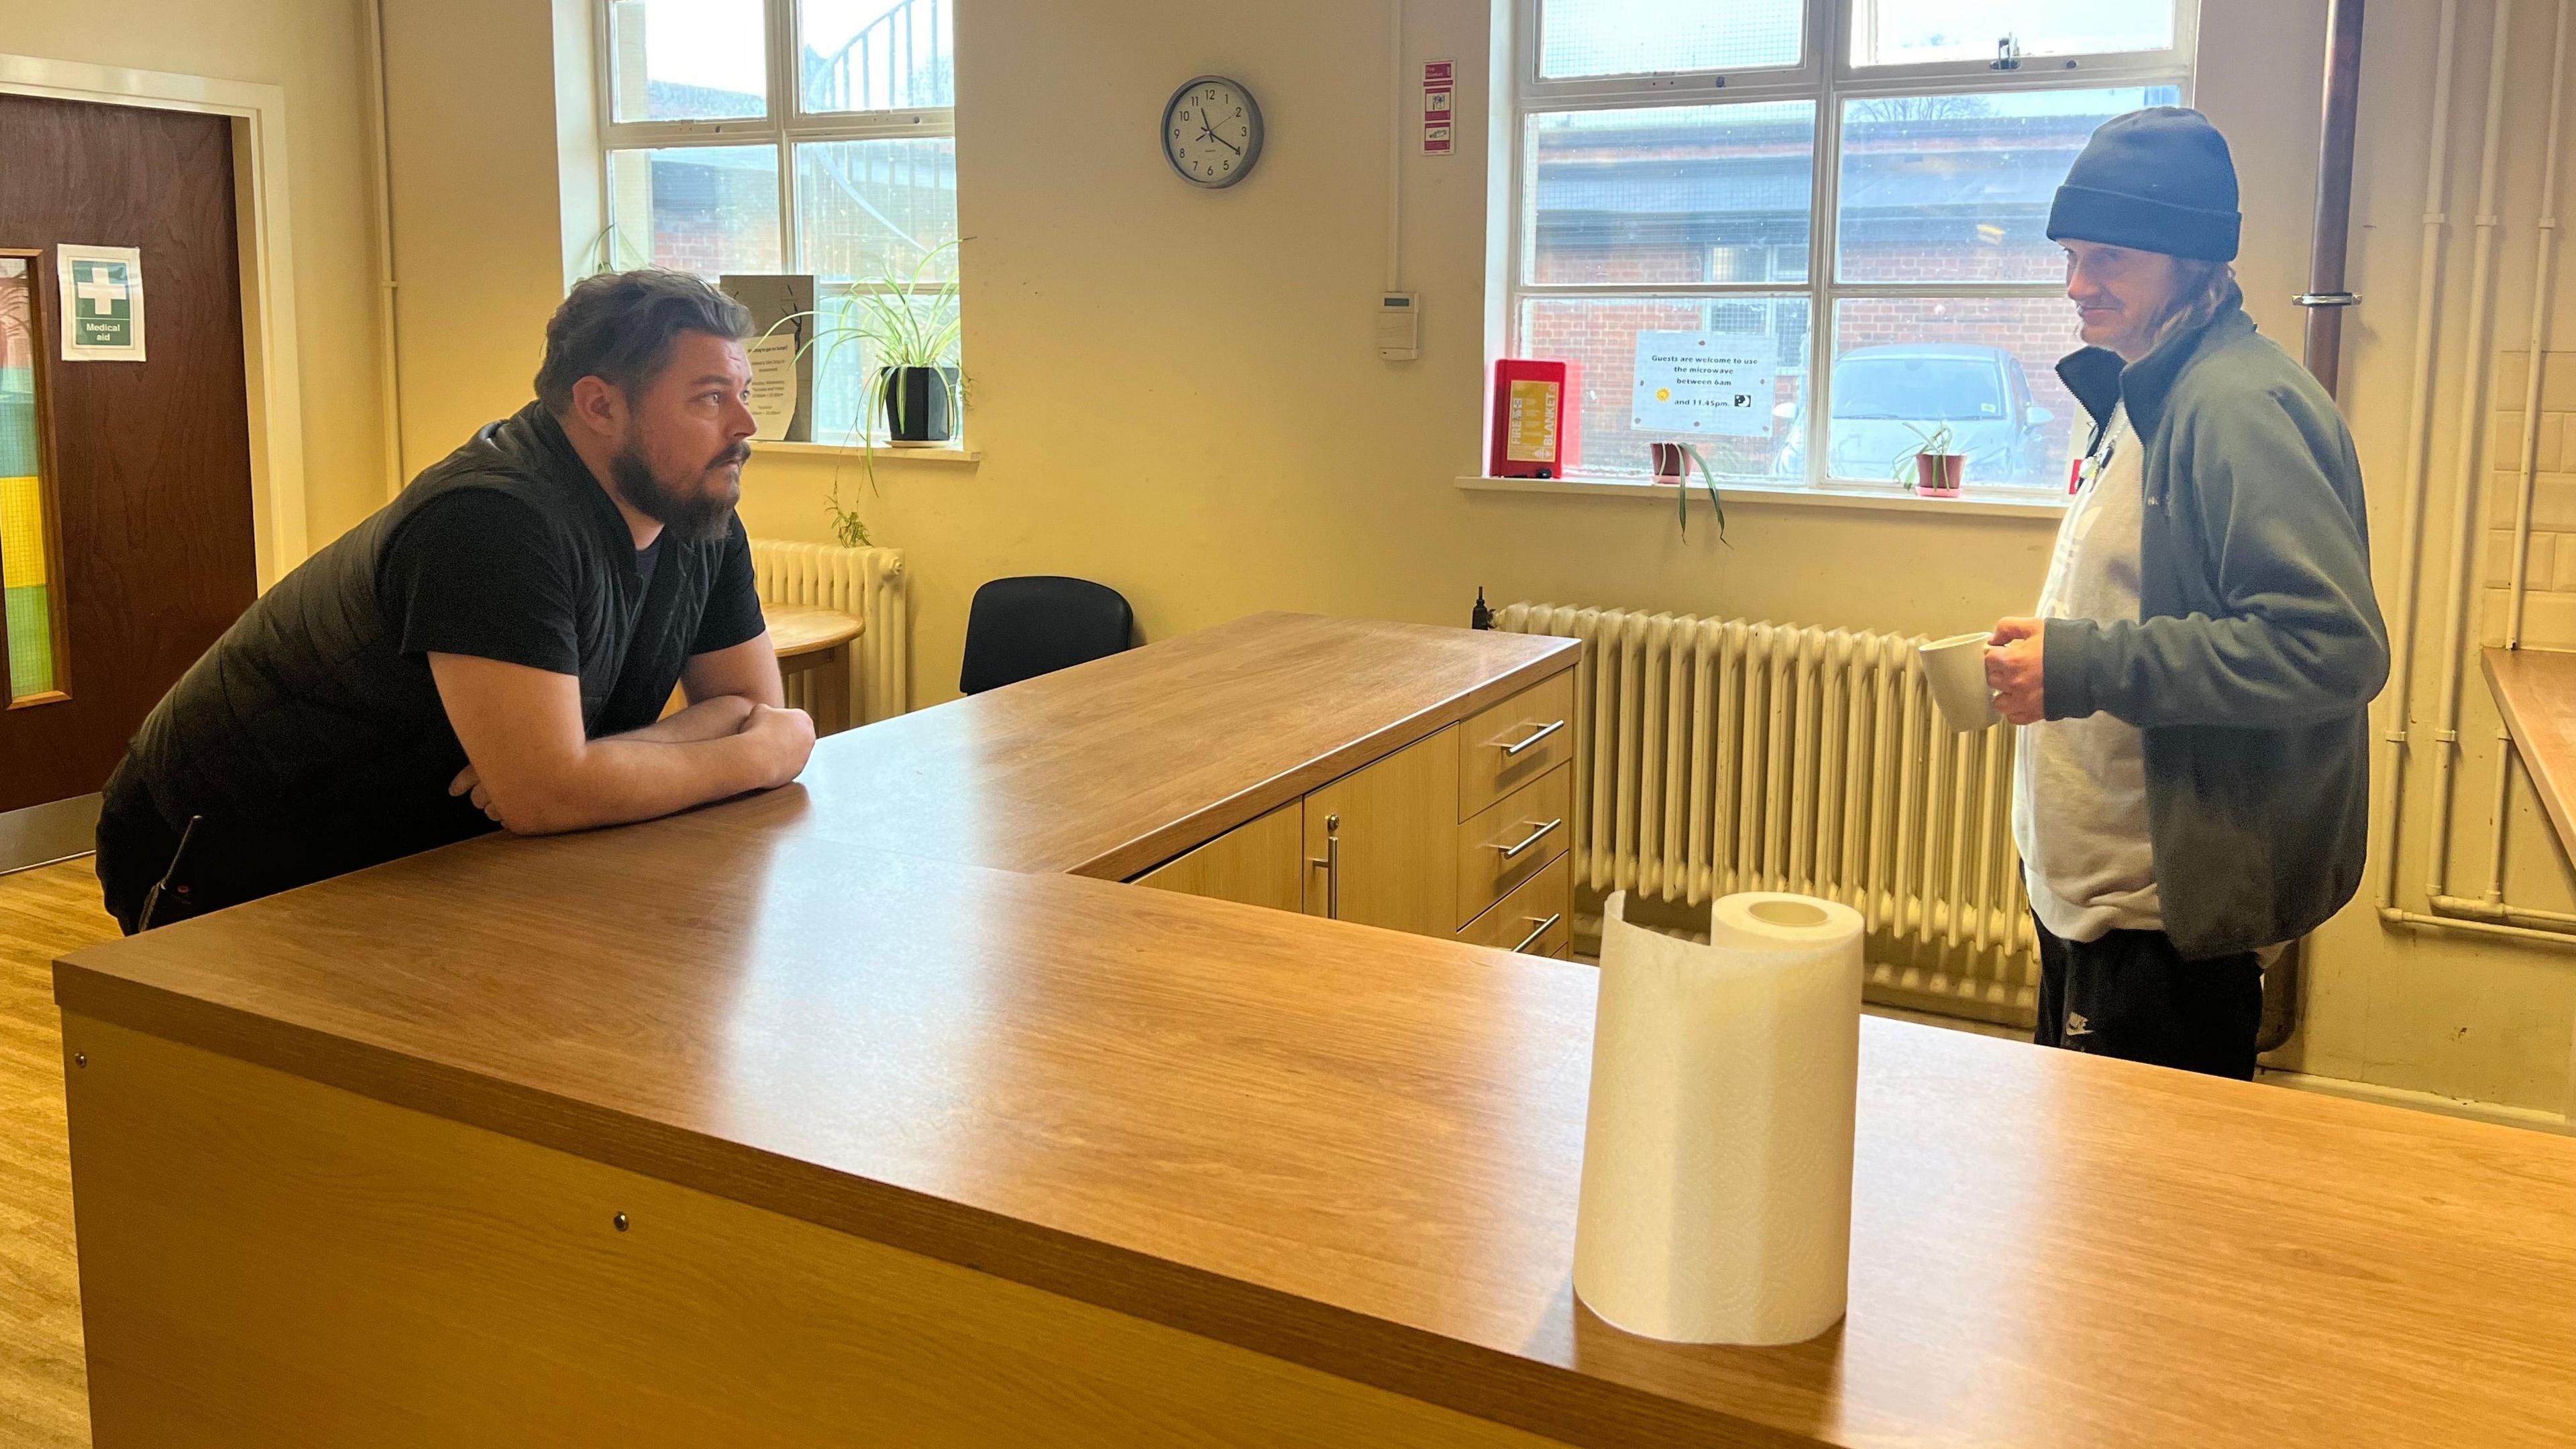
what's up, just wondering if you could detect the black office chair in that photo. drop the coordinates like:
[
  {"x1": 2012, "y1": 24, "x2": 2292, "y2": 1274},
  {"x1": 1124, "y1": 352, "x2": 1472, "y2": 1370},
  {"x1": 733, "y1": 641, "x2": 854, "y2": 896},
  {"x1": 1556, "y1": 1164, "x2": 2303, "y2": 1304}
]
[{"x1": 959, "y1": 576, "x2": 1135, "y2": 694}]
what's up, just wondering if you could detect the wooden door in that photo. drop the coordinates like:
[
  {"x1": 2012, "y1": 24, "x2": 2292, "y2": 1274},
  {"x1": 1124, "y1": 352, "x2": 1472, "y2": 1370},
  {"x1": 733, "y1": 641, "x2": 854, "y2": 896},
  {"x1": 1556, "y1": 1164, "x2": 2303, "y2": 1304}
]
[
  {"x1": 0, "y1": 95, "x2": 257, "y2": 814},
  {"x1": 1301, "y1": 728, "x2": 1459, "y2": 936},
  {"x1": 1134, "y1": 804, "x2": 1303, "y2": 913}
]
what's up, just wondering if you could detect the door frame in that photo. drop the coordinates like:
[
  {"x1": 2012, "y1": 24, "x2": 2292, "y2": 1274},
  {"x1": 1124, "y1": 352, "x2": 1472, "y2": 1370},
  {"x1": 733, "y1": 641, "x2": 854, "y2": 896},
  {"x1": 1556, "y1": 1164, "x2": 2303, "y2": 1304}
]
[{"x1": 0, "y1": 53, "x2": 309, "y2": 590}]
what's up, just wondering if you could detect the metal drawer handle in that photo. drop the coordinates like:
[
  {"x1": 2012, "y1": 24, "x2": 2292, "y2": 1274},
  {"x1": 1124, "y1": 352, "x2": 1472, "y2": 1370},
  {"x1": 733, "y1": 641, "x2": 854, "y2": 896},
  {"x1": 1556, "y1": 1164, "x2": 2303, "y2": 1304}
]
[
  {"x1": 1494, "y1": 818, "x2": 1563, "y2": 860},
  {"x1": 1501, "y1": 718, "x2": 1567, "y2": 757},
  {"x1": 1513, "y1": 913, "x2": 1563, "y2": 953},
  {"x1": 1308, "y1": 813, "x2": 1342, "y2": 920}
]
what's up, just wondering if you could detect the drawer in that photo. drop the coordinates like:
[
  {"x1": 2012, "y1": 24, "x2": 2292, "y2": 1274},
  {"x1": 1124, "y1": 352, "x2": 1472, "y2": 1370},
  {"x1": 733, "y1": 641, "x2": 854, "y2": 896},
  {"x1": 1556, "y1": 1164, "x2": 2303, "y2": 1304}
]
[
  {"x1": 1458, "y1": 671, "x2": 1574, "y2": 821},
  {"x1": 1456, "y1": 852, "x2": 1572, "y2": 958},
  {"x1": 1454, "y1": 761, "x2": 1571, "y2": 929}
]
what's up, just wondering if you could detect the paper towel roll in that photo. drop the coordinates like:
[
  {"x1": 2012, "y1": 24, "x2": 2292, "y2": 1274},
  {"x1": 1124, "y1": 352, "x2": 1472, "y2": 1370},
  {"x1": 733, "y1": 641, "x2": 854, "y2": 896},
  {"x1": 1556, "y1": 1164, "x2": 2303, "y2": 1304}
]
[{"x1": 1572, "y1": 890, "x2": 1864, "y2": 1345}]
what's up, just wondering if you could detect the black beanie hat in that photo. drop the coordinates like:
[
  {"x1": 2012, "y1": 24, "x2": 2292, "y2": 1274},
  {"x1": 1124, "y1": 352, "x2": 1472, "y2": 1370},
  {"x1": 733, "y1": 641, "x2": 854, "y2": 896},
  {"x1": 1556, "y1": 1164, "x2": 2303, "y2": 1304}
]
[{"x1": 2047, "y1": 107, "x2": 2241, "y2": 262}]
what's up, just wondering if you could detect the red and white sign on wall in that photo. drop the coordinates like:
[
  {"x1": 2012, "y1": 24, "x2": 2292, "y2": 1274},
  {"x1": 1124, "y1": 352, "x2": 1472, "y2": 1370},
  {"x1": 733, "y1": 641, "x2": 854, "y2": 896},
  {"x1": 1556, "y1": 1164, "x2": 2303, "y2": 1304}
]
[{"x1": 1422, "y1": 60, "x2": 1454, "y2": 156}]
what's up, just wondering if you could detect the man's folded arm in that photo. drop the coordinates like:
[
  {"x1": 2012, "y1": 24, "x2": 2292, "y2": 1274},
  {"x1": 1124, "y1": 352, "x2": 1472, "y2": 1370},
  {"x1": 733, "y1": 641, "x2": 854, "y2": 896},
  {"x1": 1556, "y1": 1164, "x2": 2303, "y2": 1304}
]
[{"x1": 430, "y1": 652, "x2": 812, "y2": 835}]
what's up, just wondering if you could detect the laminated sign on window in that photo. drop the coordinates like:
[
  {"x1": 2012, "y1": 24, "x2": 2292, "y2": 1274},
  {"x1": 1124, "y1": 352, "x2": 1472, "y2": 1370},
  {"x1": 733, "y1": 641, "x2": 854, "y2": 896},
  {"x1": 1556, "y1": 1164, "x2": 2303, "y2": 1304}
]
[{"x1": 58, "y1": 245, "x2": 147, "y2": 363}]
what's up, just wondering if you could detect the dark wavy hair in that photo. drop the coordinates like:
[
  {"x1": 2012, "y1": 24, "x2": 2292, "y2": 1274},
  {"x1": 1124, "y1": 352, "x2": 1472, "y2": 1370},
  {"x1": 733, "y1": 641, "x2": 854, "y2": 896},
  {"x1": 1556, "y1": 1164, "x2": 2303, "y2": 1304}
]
[{"x1": 533, "y1": 269, "x2": 753, "y2": 415}]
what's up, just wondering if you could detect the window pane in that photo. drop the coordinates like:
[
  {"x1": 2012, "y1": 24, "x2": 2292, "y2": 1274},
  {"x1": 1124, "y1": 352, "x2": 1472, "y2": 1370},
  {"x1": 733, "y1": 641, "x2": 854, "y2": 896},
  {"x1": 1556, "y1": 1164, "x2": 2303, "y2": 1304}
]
[
  {"x1": 607, "y1": 0, "x2": 767, "y2": 122},
  {"x1": 1527, "y1": 103, "x2": 1815, "y2": 286},
  {"x1": 796, "y1": 139, "x2": 962, "y2": 441},
  {"x1": 1824, "y1": 297, "x2": 2083, "y2": 488},
  {"x1": 1, "y1": 258, "x2": 62, "y2": 702},
  {"x1": 802, "y1": 0, "x2": 955, "y2": 113},
  {"x1": 1836, "y1": 86, "x2": 2178, "y2": 284},
  {"x1": 1518, "y1": 295, "x2": 1811, "y2": 480},
  {"x1": 1540, "y1": 0, "x2": 1804, "y2": 78},
  {"x1": 607, "y1": 147, "x2": 783, "y2": 278},
  {"x1": 1852, "y1": 0, "x2": 2176, "y2": 67},
  {"x1": 795, "y1": 140, "x2": 959, "y2": 283}
]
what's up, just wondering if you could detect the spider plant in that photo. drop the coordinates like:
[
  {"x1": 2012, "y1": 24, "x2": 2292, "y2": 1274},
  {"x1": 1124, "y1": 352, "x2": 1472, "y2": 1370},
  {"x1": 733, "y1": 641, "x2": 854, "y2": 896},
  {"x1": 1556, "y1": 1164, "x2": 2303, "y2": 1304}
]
[
  {"x1": 1892, "y1": 421, "x2": 1961, "y2": 489},
  {"x1": 1664, "y1": 441, "x2": 1729, "y2": 543}
]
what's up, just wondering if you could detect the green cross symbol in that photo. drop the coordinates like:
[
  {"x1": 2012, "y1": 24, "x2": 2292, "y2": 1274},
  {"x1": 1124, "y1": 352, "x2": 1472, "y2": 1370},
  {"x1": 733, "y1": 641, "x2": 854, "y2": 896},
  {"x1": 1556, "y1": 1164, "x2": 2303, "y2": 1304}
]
[
  {"x1": 69, "y1": 260, "x2": 133, "y2": 349},
  {"x1": 73, "y1": 262, "x2": 130, "y2": 319}
]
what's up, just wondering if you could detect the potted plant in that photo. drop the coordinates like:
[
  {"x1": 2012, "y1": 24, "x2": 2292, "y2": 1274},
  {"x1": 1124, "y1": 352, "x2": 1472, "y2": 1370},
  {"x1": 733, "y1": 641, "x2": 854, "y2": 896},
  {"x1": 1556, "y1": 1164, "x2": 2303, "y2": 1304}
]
[
  {"x1": 759, "y1": 240, "x2": 967, "y2": 487},
  {"x1": 1650, "y1": 440, "x2": 1727, "y2": 541},
  {"x1": 1895, "y1": 423, "x2": 1966, "y2": 496}
]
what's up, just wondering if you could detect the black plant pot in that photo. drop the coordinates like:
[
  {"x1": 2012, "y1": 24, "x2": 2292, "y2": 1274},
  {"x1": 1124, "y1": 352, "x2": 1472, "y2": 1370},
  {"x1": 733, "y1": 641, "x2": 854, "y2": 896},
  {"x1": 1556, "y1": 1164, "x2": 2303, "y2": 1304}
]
[{"x1": 881, "y1": 366, "x2": 959, "y2": 443}]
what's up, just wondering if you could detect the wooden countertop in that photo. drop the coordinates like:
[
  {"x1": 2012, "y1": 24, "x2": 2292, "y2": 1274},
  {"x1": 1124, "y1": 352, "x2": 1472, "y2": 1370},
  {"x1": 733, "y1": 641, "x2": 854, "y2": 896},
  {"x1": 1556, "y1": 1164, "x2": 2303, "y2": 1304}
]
[
  {"x1": 2485, "y1": 646, "x2": 2576, "y2": 858},
  {"x1": 709, "y1": 610, "x2": 1578, "y2": 880},
  {"x1": 54, "y1": 615, "x2": 2576, "y2": 1447},
  {"x1": 54, "y1": 824, "x2": 2576, "y2": 1449}
]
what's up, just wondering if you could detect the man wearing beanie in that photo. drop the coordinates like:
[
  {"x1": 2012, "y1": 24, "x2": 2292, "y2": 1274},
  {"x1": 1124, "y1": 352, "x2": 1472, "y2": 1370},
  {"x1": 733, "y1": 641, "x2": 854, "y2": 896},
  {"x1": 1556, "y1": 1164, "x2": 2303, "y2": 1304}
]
[{"x1": 1982, "y1": 108, "x2": 2388, "y2": 1079}]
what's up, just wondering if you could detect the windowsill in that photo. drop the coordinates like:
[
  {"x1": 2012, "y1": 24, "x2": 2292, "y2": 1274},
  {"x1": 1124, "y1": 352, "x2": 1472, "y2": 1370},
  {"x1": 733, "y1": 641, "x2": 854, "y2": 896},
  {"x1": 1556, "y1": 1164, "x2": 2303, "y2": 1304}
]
[
  {"x1": 1455, "y1": 474, "x2": 2068, "y2": 521},
  {"x1": 753, "y1": 439, "x2": 981, "y2": 466}
]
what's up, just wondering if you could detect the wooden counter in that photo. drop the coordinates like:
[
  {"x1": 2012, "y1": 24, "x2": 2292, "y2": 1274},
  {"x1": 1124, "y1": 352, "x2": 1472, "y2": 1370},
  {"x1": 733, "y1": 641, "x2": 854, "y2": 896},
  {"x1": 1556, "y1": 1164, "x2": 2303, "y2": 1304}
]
[
  {"x1": 2486, "y1": 646, "x2": 2576, "y2": 859},
  {"x1": 55, "y1": 616, "x2": 2576, "y2": 1448}
]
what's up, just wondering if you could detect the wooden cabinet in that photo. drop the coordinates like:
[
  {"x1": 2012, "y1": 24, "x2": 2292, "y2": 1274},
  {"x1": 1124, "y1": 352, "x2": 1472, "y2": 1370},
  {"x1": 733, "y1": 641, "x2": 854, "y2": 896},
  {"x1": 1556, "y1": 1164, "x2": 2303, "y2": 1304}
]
[
  {"x1": 1134, "y1": 804, "x2": 1303, "y2": 912},
  {"x1": 1301, "y1": 728, "x2": 1460, "y2": 936},
  {"x1": 1132, "y1": 670, "x2": 1575, "y2": 959}
]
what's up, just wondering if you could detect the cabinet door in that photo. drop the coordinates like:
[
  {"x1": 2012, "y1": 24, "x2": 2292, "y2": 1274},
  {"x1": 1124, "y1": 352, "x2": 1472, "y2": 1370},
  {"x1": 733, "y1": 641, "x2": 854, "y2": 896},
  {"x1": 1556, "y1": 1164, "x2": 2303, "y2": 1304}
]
[
  {"x1": 1133, "y1": 804, "x2": 1304, "y2": 913},
  {"x1": 1302, "y1": 727, "x2": 1460, "y2": 936}
]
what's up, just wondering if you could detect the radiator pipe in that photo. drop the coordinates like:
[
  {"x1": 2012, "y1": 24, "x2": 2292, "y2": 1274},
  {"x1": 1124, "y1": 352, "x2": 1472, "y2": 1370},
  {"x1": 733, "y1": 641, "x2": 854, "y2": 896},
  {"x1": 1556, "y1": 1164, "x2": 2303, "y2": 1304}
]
[
  {"x1": 2508, "y1": 0, "x2": 2574, "y2": 651},
  {"x1": 2372, "y1": 0, "x2": 2462, "y2": 917},
  {"x1": 2300, "y1": 0, "x2": 2369, "y2": 395},
  {"x1": 2423, "y1": 0, "x2": 2516, "y2": 906}
]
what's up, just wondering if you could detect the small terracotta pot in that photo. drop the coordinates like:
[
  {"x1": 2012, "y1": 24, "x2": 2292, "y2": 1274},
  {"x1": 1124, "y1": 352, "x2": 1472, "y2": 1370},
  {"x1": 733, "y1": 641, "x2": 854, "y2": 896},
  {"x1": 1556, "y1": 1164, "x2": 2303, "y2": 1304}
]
[
  {"x1": 1914, "y1": 453, "x2": 1966, "y2": 496},
  {"x1": 1650, "y1": 441, "x2": 1688, "y2": 480}
]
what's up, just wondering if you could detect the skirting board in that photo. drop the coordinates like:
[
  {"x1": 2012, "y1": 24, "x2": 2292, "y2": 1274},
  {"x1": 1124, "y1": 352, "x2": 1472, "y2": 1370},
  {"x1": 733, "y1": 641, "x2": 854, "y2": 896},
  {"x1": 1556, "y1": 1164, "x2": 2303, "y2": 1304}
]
[{"x1": 0, "y1": 793, "x2": 98, "y2": 876}]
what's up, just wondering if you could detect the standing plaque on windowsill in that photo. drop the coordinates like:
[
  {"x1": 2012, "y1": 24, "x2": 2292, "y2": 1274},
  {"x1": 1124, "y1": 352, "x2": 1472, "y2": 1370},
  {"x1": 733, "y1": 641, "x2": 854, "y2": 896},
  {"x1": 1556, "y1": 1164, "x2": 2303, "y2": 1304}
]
[{"x1": 720, "y1": 274, "x2": 815, "y2": 443}]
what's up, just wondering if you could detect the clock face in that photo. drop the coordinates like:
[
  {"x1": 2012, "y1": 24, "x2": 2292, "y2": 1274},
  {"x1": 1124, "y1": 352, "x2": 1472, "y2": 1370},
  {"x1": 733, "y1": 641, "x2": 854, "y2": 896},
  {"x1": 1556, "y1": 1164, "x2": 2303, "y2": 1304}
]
[{"x1": 1163, "y1": 76, "x2": 1264, "y2": 189}]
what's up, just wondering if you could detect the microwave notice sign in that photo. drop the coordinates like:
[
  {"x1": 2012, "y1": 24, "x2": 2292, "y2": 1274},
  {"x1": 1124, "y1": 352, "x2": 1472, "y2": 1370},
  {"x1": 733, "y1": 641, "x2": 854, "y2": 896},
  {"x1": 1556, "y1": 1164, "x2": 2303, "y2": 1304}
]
[{"x1": 1631, "y1": 331, "x2": 1776, "y2": 436}]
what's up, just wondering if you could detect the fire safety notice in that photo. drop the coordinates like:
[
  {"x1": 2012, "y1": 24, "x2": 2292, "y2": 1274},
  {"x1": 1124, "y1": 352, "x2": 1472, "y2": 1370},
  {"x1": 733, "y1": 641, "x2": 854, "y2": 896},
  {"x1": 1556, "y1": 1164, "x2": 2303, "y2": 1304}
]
[{"x1": 1631, "y1": 331, "x2": 1775, "y2": 437}]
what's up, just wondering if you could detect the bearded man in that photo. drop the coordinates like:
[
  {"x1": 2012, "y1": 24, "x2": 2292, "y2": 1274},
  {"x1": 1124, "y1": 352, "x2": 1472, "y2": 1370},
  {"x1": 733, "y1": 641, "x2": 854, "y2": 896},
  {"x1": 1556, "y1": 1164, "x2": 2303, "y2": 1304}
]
[{"x1": 97, "y1": 270, "x2": 814, "y2": 933}]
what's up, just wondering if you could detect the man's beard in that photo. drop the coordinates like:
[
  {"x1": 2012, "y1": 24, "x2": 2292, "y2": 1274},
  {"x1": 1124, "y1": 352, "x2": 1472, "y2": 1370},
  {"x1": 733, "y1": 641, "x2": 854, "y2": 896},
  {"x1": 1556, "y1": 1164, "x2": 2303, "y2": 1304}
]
[{"x1": 610, "y1": 437, "x2": 745, "y2": 543}]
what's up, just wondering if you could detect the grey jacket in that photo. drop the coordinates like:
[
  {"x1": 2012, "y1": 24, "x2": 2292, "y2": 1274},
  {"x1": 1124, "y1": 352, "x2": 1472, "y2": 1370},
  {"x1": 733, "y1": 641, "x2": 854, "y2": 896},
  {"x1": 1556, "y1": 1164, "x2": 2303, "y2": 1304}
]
[{"x1": 2047, "y1": 292, "x2": 2388, "y2": 960}]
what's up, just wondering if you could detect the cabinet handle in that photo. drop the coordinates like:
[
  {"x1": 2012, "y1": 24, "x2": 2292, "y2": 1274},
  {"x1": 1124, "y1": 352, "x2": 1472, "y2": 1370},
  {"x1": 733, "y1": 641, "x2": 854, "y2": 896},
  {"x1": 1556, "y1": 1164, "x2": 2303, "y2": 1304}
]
[
  {"x1": 1494, "y1": 818, "x2": 1564, "y2": 860},
  {"x1": 1318, "y1": 813, "x2": 1341, "y2": 920},
  {"x1": 1512, "y1": 913, "x2": 1563, "y2": 953},
  {"x1": 1501, "y1": 718, "x2": 1566, "y2": 757}
]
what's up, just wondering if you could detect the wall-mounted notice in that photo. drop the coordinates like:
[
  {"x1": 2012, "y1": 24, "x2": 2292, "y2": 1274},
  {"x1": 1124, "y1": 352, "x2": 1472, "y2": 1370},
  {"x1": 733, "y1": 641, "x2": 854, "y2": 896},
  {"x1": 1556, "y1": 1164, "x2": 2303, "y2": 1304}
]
[
  {"x1": 1631, "y1": 331, "x2": 1778, "y2": 437},
  {"x1": 57, "y1": 245, "x2": 146, "y2": 363},
  {"x1": 1423, "y1": 60, "x2": 1454, "y2": 155}
]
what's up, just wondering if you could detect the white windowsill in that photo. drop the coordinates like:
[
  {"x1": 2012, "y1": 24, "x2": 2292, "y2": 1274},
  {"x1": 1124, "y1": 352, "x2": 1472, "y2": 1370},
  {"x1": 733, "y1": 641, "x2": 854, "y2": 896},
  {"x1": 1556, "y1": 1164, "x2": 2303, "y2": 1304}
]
[
  {"x1": 753, "y1": 439, "x2": 981, "y2": 466},
  {"x1": 1456, "y1": 474, "x2": 2068, "y2": 521}
]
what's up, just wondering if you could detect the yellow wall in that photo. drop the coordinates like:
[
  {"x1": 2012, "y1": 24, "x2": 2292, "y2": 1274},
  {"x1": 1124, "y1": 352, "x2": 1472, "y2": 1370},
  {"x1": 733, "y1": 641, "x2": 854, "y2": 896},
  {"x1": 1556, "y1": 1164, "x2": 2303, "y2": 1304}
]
[
  {"x1": 4, "y1": 0, "x2": 392, "y2": 546},
  {"x1": 376, "y1": 0, "x2": 2576, "y2": 1118}
]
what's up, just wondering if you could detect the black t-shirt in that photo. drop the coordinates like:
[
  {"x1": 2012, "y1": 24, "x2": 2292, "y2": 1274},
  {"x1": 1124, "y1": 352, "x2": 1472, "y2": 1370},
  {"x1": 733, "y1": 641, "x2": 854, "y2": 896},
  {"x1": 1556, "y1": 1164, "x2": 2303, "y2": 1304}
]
[{"x1": 111, "y1": 403, "x2": 766, "y2": 902}]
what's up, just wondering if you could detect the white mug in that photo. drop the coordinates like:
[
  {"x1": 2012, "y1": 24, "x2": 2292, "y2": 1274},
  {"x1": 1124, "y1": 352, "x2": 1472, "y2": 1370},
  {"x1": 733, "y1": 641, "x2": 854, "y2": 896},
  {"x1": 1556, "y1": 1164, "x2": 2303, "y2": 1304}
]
[{"x1": 1917, "y1": 632, "x2": 2003, "y2": 732}]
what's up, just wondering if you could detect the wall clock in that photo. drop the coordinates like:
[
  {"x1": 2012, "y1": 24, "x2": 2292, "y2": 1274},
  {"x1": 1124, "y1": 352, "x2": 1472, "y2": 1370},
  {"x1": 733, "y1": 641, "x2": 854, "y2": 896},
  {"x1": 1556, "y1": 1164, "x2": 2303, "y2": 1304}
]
[{"x1": 1162, "y1": 74, "x2": 1265, "y2": 189}]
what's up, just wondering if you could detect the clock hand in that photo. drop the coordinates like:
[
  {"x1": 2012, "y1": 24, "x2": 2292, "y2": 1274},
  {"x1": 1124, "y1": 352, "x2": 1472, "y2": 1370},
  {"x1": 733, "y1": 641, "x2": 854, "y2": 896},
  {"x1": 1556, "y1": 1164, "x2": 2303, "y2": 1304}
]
[{"x1": 1208, "y1": 129, "x2": 1242, "y2": 156}]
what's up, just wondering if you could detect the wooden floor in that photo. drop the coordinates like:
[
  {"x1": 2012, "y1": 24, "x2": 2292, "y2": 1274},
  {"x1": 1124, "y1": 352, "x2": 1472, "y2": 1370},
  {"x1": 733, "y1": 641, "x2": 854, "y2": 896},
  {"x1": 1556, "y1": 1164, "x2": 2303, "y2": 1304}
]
[{"x1": 1, "y1": 859, "x2": 115, "y2": 1448}]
